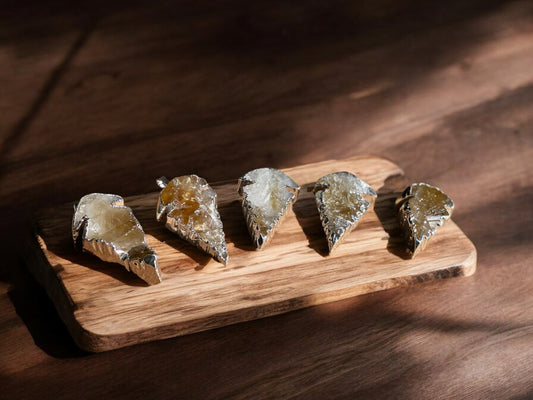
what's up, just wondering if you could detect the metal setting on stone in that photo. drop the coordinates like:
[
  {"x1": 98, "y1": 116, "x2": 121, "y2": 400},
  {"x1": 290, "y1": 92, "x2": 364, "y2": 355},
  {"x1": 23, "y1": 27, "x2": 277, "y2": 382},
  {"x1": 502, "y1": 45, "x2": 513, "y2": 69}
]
[
  {"x1": 313, "y1": 171, "x2": 377, "y2": 253},
  {"x1": 156, "y1": 175, "x2": 228, "y2": 264},
  {"x1": 72, "y1": 193, "x2": 161, "y2": 285},
  {"x1": 397, "y1": 182, "x2": 454, "y2": 258},
  {"x1": 238, "y1": 168, "x2": 300, "y2": 250}
]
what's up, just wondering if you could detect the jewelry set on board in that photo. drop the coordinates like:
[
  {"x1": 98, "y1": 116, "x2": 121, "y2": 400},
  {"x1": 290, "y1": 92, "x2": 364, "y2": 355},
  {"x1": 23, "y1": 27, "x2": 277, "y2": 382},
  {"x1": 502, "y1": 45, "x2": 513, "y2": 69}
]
[{"x1": 72, "y1": 168, "x2": 454, "y2": 285}]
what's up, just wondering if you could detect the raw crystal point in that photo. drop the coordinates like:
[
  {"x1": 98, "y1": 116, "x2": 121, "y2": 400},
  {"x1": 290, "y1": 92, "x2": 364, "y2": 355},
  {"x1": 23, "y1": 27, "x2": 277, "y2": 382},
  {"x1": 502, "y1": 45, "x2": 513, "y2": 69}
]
[
  {"x1": 313, "y1": 172, "x2": 377, "y2": 253},
  {"x1": 397, "y1": 182, "x2": 454, "y2": 258},
  {"x1": 156, "y1": 175, "x2": 228, "y2": 264},
  {"x1": 72, "y1": 193, "x2": 161, "y2": 285},
  {"x1": 238, "y1": 168, "x2": 300, "y2": 249}
]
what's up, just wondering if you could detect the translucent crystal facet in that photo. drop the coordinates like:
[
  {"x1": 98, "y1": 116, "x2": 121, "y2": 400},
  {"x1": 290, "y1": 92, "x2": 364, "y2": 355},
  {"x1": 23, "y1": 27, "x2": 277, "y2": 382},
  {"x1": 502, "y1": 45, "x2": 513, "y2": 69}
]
[
  {"x1": 397, "y1": 183, "x2": 454, "y2": 258},
  {"x1": 72, "y1": 193, "x2": 161, "y2": 285},
  {"x1": 238, "y1": 168, "x2": 300, "y2": 249},
  {"x1": 156, "y1": 175, "x2": 228, "y2": 264},
  {"x1": 314, "y1": 172, "x2": 377, "y2": 253}
]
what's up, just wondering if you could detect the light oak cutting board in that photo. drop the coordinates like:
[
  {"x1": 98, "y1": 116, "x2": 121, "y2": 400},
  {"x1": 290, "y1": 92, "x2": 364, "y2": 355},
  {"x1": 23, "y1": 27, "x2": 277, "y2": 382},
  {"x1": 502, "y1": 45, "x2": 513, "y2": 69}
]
[{"x1": 26, "y1": 156, "x2": 476, "y2": 352}]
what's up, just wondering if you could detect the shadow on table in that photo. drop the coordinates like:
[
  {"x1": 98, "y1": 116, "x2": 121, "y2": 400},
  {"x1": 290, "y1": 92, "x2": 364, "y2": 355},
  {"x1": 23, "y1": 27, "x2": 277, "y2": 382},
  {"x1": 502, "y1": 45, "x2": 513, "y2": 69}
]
[
  {"x1": 374, "y1": 174, "x2": 412, "y2": 260},
  {"x1": 292, "y1": 182, "x2": 329, "y2": 256},
  {"x1": 8, "y1": 259, "x2": 87, "y2": 358},
  {"x1": 8, "y1": 256, "x2": 532, "y2": 400}
]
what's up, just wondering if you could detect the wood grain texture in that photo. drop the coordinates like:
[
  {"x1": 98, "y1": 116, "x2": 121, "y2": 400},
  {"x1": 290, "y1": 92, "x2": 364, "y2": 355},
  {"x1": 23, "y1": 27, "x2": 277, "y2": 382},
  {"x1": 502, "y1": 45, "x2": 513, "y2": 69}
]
[
  {"x1": 1, "y1": 0, "x2": 533, "y2": 398},
  {"x1": 29, "y1": 157, "x2": 476, "y2": 351}
]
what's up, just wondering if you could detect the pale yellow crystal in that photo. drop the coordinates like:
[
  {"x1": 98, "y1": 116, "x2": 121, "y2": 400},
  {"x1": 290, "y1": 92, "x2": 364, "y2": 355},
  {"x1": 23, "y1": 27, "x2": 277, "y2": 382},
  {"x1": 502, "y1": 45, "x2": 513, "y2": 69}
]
[
  {"x1": 156, "y1": 175, "x2": 228, "y2": 264},
  {"x1": 81, "y1": 196, "x2": 145, "y2": 253},
  {"x1": 314, "y1": 172, "x2": 377, "y2": 253},
  {"x1": 72, "y1": 193, "x2": 161, "y2": 285}
]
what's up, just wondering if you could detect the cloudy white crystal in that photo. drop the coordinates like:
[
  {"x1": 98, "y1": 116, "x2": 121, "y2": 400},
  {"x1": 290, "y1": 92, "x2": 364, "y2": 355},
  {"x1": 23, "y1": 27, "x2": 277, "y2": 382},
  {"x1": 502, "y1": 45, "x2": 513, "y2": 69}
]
[{"x1": 239, "y1": 168, "x2": 300, "y2": 249}]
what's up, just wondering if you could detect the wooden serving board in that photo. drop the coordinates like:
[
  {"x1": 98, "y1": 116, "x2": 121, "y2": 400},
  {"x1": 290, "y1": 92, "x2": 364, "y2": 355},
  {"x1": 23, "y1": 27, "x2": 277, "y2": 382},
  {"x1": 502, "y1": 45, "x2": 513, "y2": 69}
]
[{"x1": 26, "y1": 156, "x2": 476, "y2": 352}]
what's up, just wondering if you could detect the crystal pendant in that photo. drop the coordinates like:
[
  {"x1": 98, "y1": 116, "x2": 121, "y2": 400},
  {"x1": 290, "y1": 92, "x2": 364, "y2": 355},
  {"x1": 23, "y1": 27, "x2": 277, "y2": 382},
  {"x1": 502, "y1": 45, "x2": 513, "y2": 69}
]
[
  {"x1": 72, "y1": 193, "x2": 161, "y2": 285},
  {"x1": 238, "y1": 168, "x2": 300, "y2": 249},
  {"x1": 156, "y1": 175, "x2": 228, "y2": 264},
  {"x1": 313, "y1": 172, "x2": 377, "y2": 253},
  {"x1": 397, "y1": 182, "x2": 454, "y2": 257}
]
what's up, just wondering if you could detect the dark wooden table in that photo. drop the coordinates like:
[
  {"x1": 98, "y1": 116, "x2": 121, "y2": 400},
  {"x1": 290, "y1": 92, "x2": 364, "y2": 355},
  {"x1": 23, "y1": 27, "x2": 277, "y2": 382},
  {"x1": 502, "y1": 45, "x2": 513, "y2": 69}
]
[{"x1": 1, "y1": 1, "x2": 532, "y2": 398}]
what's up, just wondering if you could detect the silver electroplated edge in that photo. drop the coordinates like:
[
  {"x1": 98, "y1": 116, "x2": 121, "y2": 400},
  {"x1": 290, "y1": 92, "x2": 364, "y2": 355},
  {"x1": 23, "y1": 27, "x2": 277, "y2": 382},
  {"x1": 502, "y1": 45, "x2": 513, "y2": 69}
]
[
  {"x1": 313, "y1": 171, "x2": 377, "y2": 253},
  {"x1": 237, "y1": 168, "x2": 300, "y2": 250},
  {"x1": 72, "y1": 193, "x2": 161, "y2": 285},
  {"x1": 397, "y1": 182, "x2": 454, "y2": 258},
  {"x1": 156, "y1": 176, "x2": 228, "y2": 264}
]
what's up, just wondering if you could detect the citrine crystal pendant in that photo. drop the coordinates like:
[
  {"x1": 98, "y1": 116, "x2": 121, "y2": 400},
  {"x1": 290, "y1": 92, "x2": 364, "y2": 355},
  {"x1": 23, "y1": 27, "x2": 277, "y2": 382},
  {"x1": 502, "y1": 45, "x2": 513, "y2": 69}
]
[
  {"x1": 72, "y1": 193, "x2": 161, "y2": 285},
  {"x1": 397, "y1": 182, "x2": 454, "y2": 258},
  {"x1": 156, "y1": 175, "x2": 228, "y2": 264},
  {"x1": 313, "y1": 172, "x2": 377, "y2": 253},
  {"x1": 238, "y1": 168, "x2": 300, "y2": 250}
]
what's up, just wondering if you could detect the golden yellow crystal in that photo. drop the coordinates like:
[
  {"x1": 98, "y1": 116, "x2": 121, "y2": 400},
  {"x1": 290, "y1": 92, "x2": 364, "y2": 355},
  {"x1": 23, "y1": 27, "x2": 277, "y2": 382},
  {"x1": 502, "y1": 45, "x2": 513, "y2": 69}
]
[{"x1": 156, "y1": 175, "x2": 228, "y2": 264}]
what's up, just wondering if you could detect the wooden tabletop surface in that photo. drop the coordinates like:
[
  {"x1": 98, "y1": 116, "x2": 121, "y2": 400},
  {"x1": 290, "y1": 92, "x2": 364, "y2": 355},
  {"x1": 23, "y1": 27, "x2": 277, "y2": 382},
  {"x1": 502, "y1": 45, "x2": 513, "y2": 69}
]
[{"x1": 1, "y1": 0, "x2": 532, "y2": 398}]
